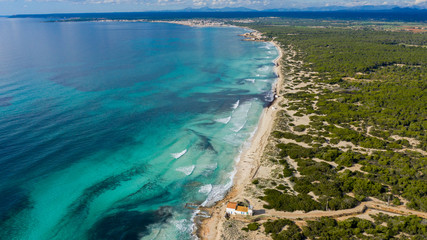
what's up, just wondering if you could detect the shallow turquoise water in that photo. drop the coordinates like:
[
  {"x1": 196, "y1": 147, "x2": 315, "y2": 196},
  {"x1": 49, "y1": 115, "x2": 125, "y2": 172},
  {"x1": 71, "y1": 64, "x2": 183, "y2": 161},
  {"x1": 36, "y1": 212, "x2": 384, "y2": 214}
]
[{"x1": 0, "y1": 19, "x2": 278, "y2": 239}]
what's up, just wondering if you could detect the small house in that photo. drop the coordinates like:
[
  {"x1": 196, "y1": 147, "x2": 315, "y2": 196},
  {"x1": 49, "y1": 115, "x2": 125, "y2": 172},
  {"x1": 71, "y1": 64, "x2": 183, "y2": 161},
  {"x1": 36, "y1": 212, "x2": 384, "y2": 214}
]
[{"x1": 226, "y1": 202, "x2": 253, "y2": 216}]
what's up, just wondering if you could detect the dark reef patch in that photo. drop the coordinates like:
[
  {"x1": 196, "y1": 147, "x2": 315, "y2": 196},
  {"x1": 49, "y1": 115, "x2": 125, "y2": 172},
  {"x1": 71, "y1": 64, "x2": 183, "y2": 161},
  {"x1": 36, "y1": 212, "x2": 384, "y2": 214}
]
[
  {"x1": 188, "y1": 129, "x2": 217, "y2": 153},
  {"x1": 66, "y1": 166, "x2": 145, "y2": 218},
  {"x1": 89, "y1": 207, "x2": 173, "y2": 240},
  {"x1": 0, "y1": 187, "x2": 31, "y2": 223}
]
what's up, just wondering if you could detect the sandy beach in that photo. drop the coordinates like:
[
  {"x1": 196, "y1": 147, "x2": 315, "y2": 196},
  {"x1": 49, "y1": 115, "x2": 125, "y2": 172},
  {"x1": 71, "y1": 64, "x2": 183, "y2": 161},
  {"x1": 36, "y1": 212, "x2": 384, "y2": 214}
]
[
  {"x1": 196, "y1": 39, "x2": 284, "y2": 240},
  {"x1": 145, "y1": 20, "x2": 284, "y2": 238}
]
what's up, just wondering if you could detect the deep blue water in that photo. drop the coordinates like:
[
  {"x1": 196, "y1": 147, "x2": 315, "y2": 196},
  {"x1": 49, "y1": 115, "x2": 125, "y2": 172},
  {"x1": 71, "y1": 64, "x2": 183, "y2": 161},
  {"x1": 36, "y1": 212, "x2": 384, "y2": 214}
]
[
  {"x1": 11, "y1": 10, "x2": 427, "y2": 22},
  {"x1": 0, "y1": 19, "x2": 278, "y2": 239}
]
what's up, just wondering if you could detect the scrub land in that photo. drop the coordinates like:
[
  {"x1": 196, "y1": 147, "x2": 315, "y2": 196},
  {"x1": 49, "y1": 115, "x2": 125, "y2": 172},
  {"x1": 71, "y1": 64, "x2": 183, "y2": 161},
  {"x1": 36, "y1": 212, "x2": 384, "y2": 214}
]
[{"x1": 198, "y1": 17, "x2": 427, "y2": 240}]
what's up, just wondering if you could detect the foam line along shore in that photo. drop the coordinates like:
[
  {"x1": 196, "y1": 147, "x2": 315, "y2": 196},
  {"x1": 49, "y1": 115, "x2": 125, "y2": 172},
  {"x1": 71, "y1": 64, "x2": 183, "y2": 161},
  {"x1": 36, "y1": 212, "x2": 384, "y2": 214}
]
[{"x1": 196, "y1": 30, "x2": 284, "y2": 239}]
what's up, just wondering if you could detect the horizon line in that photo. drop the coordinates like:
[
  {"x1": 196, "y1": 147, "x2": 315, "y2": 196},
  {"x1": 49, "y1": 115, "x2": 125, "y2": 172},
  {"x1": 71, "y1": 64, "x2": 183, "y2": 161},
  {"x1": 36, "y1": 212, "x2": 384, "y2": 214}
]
[{"x1": 6, "y1": 7, "x2": 427, "y2": 17}]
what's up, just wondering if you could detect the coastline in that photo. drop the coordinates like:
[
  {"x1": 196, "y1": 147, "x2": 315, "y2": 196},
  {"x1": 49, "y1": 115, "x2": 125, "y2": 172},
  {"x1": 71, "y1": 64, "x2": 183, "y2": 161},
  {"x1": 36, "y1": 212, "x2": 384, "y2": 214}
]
[
  {"x1": 142, "y1": 19, "x2": 283, "y2": 239},
  {"x1": 77, "y1": 19, "x2": 427, "y2": 239},
  {"x1": 196, "y1": 37, "x2": 284, "y2": 240},
  {"x1": 7, "y1": 18, "x2": 426, "y2": 240}
]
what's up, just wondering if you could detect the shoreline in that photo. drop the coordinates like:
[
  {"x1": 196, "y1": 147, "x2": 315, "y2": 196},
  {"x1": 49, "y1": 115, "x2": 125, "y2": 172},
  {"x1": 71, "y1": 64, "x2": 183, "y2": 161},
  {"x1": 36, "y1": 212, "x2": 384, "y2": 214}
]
[
  {"x1": 90, "y1": 19, "x2": 427, "y2": 239},
  {"x1": 196, "y1": 36, "x2": 284, "y2": 239},
  {"x1": 151, "y1": 20, "x2": 284, "y2": 239},
  {"x1": 139, "y1": 19, "x2": 282, "y2": 239}
]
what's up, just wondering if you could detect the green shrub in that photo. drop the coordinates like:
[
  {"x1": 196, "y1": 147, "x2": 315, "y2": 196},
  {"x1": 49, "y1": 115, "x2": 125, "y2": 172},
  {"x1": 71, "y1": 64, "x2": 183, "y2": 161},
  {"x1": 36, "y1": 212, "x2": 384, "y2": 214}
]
[
  {"x1": 262, "y1": 189, "x2": 322, "y2": 212},
  {"x1": 247, "y1": 222, "x2": 260, "y2": 231},
  {"x1": 264, "y1": 219, "x2": 294, "y2": 234},
  {"x1": 294, "y1": 125, "x2": 308, "y2": 132},
  {"x1": 276, "y1": 184, "x2": 288, "y2": 190}
]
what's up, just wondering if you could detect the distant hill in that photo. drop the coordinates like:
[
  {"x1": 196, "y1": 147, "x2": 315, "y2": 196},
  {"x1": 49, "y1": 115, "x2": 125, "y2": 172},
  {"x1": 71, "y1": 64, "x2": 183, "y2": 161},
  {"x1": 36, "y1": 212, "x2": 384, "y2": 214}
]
[
  {"x1": 165, "y1": 7, "x2": 258, "y2": 12},
  {"x1": 167, "y1": 5, "x2": 426, "y2": 12},
  {"x1": 264, "y1": 5, "x2": 426, "y2": 12}
]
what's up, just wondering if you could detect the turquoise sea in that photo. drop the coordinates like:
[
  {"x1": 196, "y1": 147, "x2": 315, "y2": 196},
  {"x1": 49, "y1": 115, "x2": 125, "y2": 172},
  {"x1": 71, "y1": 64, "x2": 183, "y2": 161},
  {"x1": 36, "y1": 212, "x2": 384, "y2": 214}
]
[{"x1": 0, "y1": 18, "x2": 278, "y2": 239}]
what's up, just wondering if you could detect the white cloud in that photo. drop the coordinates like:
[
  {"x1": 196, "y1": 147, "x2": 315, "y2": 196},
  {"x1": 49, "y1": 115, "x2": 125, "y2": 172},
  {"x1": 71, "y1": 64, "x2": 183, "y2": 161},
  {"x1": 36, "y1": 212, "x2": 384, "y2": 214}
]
[
  {"x1": 192, "y1": 0, "x2": 207, "y2": 6},
  {"x1": 3, "y1": 0, "x2": 426, "y2": 9}
]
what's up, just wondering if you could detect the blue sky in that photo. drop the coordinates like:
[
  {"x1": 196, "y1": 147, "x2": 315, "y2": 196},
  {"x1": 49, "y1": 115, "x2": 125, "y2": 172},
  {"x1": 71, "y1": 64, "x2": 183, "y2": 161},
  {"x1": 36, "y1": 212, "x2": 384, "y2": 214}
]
[{"x1": 0, "y1": 0, "x2": 426, "y2": 15}]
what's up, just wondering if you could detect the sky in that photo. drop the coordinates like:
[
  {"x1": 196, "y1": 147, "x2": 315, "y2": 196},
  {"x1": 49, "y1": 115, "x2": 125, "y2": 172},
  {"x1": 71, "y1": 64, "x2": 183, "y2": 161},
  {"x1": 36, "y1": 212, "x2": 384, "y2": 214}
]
[{"x1": 0, "y1": 0, "x2": 426, "y2": 15}]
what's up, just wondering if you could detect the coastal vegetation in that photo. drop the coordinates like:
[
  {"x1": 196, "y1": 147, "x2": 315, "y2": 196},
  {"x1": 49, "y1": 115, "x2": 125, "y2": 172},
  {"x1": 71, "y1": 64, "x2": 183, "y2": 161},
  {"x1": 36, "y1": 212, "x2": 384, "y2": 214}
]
[
  {"x1": 222, "y1": 17, "x2": 427, "y2": 239},
  {"x1": 245, "y1": 18, "x2": 426, "y2": 212},
  {"x1": 242, "y1": 222, "x2": 260, "y2": 232},
  {"x1": 264, "y1": 215, "x2": 427, "y2": 240},
  {"x1": 183, "y1": 16, "x2": 427, "y2": 240}
]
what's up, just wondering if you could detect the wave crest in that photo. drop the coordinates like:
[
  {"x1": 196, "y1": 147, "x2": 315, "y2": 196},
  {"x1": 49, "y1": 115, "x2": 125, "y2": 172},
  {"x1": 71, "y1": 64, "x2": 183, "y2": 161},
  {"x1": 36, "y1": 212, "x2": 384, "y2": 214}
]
[
  {"x1": 198, "y1": 184, "x2": 212, "y2": 194},
  {"x1": 232, "y1": 120, "x2": 247, "y2": 133},
  {"x1": 176, "y1": 165, "x2": 195, "y2": 176},
  {"x1": 171, "y1": 149, "x2": 187, "y2": 159},
  {"x1": 232, "y1": 100, "x2": 240, "y2": 110},
  {"x1": 201, "y1": 172, "x2": 235, "y2": 207},
  {"x1": 215, "y1": 116, "x2": 231, "y2": 124}
]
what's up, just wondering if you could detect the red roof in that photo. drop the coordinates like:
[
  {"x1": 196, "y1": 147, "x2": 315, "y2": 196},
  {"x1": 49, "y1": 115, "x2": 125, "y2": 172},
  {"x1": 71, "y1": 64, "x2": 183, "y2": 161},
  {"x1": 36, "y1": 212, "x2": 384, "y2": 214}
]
[
  {"x1": 236, "y1": 206, "x2": 248, "y2": 212},
  {"x1": 226, "y1": 202, "x2": 237, "y2": 209}
]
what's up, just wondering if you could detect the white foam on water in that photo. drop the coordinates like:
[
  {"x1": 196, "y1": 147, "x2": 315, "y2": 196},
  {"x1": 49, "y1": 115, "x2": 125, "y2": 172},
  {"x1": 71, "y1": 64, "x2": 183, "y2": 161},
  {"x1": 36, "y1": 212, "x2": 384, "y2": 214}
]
[
  {"x1": 172, "y1": 219, "x2": 193, "y2": 234},
  {"x1": 232, "y1": 120, "x2": 247, "y2": 133},
  {"x1": 200, "y1": 117, "x2": 261, "y2": 208},
  {"x1": 230, "y1": 101, "x2": 252, "y2": 133},
  {"x1": 257, "y1": 65, "x2": 270, "y2": 73},
  {"x1": 245, "y1": 78, "x2": 255, "y2": 83},
  {"x1": 215, "y1": 116, "x2": 231, "y2": 124},
  {"x1": 205, "y1": 163, "x2": 217, "y2": 171},
  {"x1": 190, "y1": 210, "x2": 203, "y2": 240},
  {"x1": 232, "y1": 100, "x2": 240, "y2": 109},
  {"x1": 222, "y1": 133, "x2": 241, "y2": 146},
  {"x1": 198, "y1": 184, "x2": 213, "y2": 194},
  {"x1": 141, "y1": 228, "x2": 162, "y2": 240},
  {"x1": 259, "y1": 44, "x2": 272, "y2": 50},
  {"x1": 242, "y1": 124, "x2": 259, "y2": 151},
  {"x1": 176, "y1": 165, "x2": 195, "y2": 176},
  {"x1": 171, "y1": 149, "x2": 187, "y2": 159},
  {"x1": 201, "y1": 165, "x2": 238, "y2": 207},
  {"x1": 201, "y1": 163, "x2": 218, "y2": 176},
  {"x1": 190, "y1": 40, "x2": 279, "y2": 239},
  {"x1": 264, "y1": 91, "x2": 275, "y2": 102},
  {"x1": 141, "y1": 215, "x2": 193, "y2": 240}
]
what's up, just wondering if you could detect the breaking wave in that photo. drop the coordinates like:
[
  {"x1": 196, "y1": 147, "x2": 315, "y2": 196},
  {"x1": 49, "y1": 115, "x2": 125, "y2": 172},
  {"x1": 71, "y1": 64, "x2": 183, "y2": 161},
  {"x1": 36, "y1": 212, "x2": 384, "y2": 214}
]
[
  {"x1": 230, "y1": 101, "x2": 252, "y2": 133},
  {"x1": 176, "y1": 165, "x2": 195, "y2": 176},
  {"x1": 232, "y1": 100, "x2": 240, "y2": 109},
  {"x1": 171, "y1": 149, "x2": 187, "y2": 159},
  {"x1": 215, "y1": 116, "x2": 231, "y2": 124},
  {"x1": 259, "y1": 44, "x2": 272, "y2": 50},
  {"x1": 264, "y1": 91, "x2": 275, "y2": 102},
  {"x1": 198, "y1": 184, "x2": 212, "y2": 194},
  {"x1": 257, "y1": 65, "x2": 270, "y2": 73},
  {"x1": 201, "y1": 169, "x2": 236, "y2": 207},
  {"x1": 232, "y1": 120, "x2": 247, "y2": 133}
]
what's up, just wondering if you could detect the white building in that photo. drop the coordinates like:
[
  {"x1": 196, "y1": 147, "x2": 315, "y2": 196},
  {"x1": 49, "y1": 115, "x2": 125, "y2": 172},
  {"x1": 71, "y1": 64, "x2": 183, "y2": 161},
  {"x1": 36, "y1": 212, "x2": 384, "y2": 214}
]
[{"x1": 226, "y1": 202, "x2": 253, "y2": 216}]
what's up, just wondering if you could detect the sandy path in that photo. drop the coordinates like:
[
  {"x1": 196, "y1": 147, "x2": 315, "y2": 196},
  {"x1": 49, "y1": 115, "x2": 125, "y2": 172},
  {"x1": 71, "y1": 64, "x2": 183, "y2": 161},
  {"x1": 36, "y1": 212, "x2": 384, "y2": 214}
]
[{"x1": 250, "y1": 199, "x2": 427, "y2": 221}]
